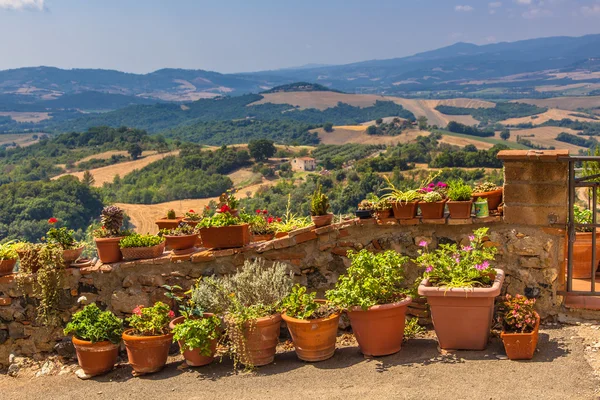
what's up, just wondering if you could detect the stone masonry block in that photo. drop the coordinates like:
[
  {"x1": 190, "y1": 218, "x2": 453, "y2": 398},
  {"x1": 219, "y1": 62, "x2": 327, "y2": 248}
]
[
  {"x1": 504, "y1": 183, "x2": 567, "y2": 207},
  {"x1": 503, "y1": 204, "x2": 566, "y2": 226}
]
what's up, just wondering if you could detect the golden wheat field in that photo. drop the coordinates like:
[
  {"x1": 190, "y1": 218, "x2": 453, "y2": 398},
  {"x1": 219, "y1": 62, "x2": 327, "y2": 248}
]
[
  {"x1": 75, "y1": 150, "x2": 158, "y2": 165},
  {"x1": 514, "y1": 96, "x2": 600, "y2": 112},
  {"x1": 0, "y1": 111, "x2": 51, "y2": 123},
  {"x1": 501, "y1": 108, "x2": 599, "y2": 126},
  {"x1": 0, "y1": 133, "x2": 39, "y2": 147},
  {"x1": 507, "y1": 126, "x2": 586, "y2": 152}
]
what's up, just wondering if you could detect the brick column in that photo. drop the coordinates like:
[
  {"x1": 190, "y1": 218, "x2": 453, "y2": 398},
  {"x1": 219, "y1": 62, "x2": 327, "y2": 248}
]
[{"x1": 498, "y1": 150, "x2": 569, "y2": 226}]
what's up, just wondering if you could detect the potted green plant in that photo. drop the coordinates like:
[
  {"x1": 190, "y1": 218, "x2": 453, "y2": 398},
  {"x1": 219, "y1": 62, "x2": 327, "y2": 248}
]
[
  {"x1": 498, "y1": 294, "x2": 540, "y2": 360},
  {"x1": 155, "y1": 209, "x2": 183, "y2": 231},
  {"x1": 0, "y1": 240, "x2": 18, "y2": 276},
  {"x1": 270, "y1": 195, "x2": 312, "y2": 237},
  {"x1": 122, "y1": 301, "x2": 175, "y2": 375},
  {"x1": 472, "y1": 182, "x2": 503, "y2": 211},
  {"x1": 93, "y1": 206, "x2": 130, "y2": 264},
  {"x1": 45, "y1": 218, "x2": 85, "y2": 265},
  {"x1": 164, "y1": 285, "x2": 221, "y2": 367},
  {"x1": 217, "y1": 189, "x2": 240, "y2": 217},
  {"x1": 160, "y1": 224, "x2": 199, "y2": 253},
  {"x1": 356, "y1": 199, "x2": 374, "y2": 219},
  {"x1": 191, "y1": 259, "x2": 292, "y2": 368},
  {"x1": 474, "y1": 197, "x2": 489, "y2": 218},
  {"x1": 310, "y1": 184, "x2": 333, "y2": 227},
  {"x1": 416, "y1": 228, "x2": 504, "y2": 350},
  {"x1": 326, "y1": 249, "x2": 412, "y2": 356},
  {"x1": 382, "y1": 177, "x2": 423, "y2": 219},
  {"x1": 64, "y1": 303, "x2": 124, "y2": 377},
  {"x1": 418, "y1": 182, "x2": 448, "y2": 219},
  {"x1": 447, "y1": 179, "x2": 473, "y2": 219},
  {"x1": 282, "y1": 285, "x2": 340, "y2": 362},
  {"x1": 246, "y1": 210, "x2": 278, "y2": 242},
  {"x1": 373, "y1": 197, "x2": 393, "y2": 219},
  {"x1": 197, "y1": 210, "x2": 250, "y2": 249},
  {"x1": 119, "y1": 233, "x2": 165, "y2": 261}
]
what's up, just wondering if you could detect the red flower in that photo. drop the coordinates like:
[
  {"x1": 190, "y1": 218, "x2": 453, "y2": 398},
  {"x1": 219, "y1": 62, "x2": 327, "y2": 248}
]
[
  {"x1": 276, "y1": 217, "x2": 282, "y2": 222},
  {"x1": 267, "y1": 216, "x2": 274, "y2": 223},
  {"x1": 168, "y1": 310, "x2": 175, "y2": 319},
  {"x1": 48, "y1": 217, "x2": 58, "y2": 224},
  {"x1": 220, "y1": 204, "x2": 231, "y2": 213},
  {"x1": 256, "y1": 209, "x2": 261, "y2": 214},
  {"x1": 262, "y1": 210, "x2": 268, "y2": 215},
  {"x1": 101, "y1": 226, "x2": 106, "y2": 230},
  {"x1": 189, "y1": 209, "x2": 195, "y2": 213},
  {"x1": 132, "y1": 305, "x2": 143, "y2": 316}
]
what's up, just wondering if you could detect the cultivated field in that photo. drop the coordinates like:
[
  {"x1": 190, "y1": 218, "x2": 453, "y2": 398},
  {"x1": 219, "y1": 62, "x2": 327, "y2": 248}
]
[
  {"x1": 507, "y1": 126, "x2": 586, "y2": 152},
  {"x1": 0, "y1": 111, "x2": 51, "y2": 123},
  {"x1": 535, "y1": 83, "x2": 600, "y2": 94},
  {"x1": 501, "y1": 108, "x2": 599, "y2": 126},
  {"x1": 0, "y1": 133, "x2": 39, "y2": 147},
  {"x1": 75, "y1": 150, "x2": 158, "y2": 165},
  {"x1": 514, "y1": 96, "x2": 600, "y2": 112},
  {"x1": 52, "y1": 151, "x2": 180, "y2": 186}
]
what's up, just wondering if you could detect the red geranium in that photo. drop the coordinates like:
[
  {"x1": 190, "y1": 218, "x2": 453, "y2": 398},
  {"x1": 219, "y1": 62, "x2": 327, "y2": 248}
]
[
  {"x1": 276, "y1": 217, "x2": 282, "y2": 222},
  {"x1": 262, "y1": 210, "x2": 268, "y2": 215},
  {"x1": 256, "y1": 209, "x2": 261, "y2": 214},
  {"x1": 48, "y1": 217, "x2": 58, "y2": 224},
  {"x1": 267, "y1": 216, "x2": 274, "y2": 223},
  {"x1": 168, "y1": 310, "x2": 175, "y2": 319},
  {"x1": 189, "y1": 209, "x2": 195, "y2": 213},
  {"x1": 220, "y1": 204, "x2": 231, "y2": 213},
  {"x1": 132, "y1": 305, "x2": 143, "y2": 316}
]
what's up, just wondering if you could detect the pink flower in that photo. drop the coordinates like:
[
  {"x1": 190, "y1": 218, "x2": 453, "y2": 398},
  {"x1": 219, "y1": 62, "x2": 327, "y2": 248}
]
[
  {"x1": 428, "y1": 183, "x2": 435, "y2": 188},
  {"x1": 132, "y1": 305, "x2": 143, "y2": 316},
  {"x1": 418, "y1": 240, "x2": 428, "y2": 247},
  {"x1": 437, "y1": 182, "x2": 448, "y2": 188},
  {"x1": 475, "y1": 264, "x2": 486, "y2": 271},
  {"x1": 453, "y1": 255, "x2": 460, "y2": 263},
  {"x1": 168, "y1": 310, "x2": 175, "y2": 319},
  {"x1": 481, "y1": 261, "x2": 490, "y2": 269},
  {"x1": 468, "y1": 235, "x2": 475, "y2": 241},
  {"x1": 462, "y1": 245, "x2": 473, "y2": 252},
  {"x1": 425, "y1": 266, "x2": 433, "y2": 273}
]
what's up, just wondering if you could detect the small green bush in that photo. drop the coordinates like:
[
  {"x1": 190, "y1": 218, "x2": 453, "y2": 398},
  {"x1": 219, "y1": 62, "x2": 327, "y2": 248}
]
[
  {"x1": 447, "y1": 179, "x2": 473, "y2": 201},
  {"x1": 119, "y1": 233, "x2": 164, "y2": 248},
  {"x1": 171, "y1": 316, "x2": 221, "y2": 355},
  {"x1": 64, "y1": 303, "x2": 123, "y2": 343}
]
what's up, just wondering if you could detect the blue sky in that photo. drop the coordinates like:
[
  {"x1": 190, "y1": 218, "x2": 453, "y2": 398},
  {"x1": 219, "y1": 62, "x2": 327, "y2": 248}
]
[{"x1": 1, "y1": 0, "x2": 599, "y2": 74}]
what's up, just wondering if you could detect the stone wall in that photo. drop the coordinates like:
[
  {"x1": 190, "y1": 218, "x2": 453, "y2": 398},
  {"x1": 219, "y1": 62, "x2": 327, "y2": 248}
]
[{"x1": 0, "y1": 149, "x2": 572, "y2": 368}]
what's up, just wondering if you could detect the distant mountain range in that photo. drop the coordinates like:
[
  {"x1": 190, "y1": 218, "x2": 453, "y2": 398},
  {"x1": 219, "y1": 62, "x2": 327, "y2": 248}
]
[{"x1": 1, "y1": 34, "x2": 600, "y2": 103}]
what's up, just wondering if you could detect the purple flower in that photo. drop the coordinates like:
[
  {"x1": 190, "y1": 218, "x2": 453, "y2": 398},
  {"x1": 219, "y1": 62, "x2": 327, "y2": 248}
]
[
  {"x1": 468, "y1": 235, "x2": 475, "y2": 241},
  {"x1": 418, "y1": 240, "x2": 428, "y2": 247},
  {"x1": 437, "y1": 182, "x2": 448, "y2": 188},
  {"x1": 462, "y1": 245, "x2": 473, "y2": 252},
  {"x1": 425, "y1": 266, "x2": 433, "y2": 273},
  {"x1": 428, "y1": 183, "x2": 435, "y2": 188}
]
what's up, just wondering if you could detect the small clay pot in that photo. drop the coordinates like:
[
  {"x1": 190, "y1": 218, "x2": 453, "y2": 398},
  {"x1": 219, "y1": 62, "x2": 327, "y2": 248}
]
[
  {"x1": 95, "y1": 237, "x2": 124, "y2": 264},
  {"x1": 419, "y1": 200, "x2": 447, "y2": 219},
  {"x1": 311, "y1": 214, "x2": 334, "y2": 228},
  {"x1": 500, "y1": 313, "x2": 540, "y2": 360},
  {"x1": 472, "y1": 188, "x2": 503, "y2": 211},
  {"x1": 122, "y1": 329, "x2": 173, "y2": 375},
  {"x1": 72, "y1": 337, "x2": 119, "y2": 376},
  {"x1": 0, "y1": 259, "x2": 17, "y2": 276},
  {"x1": 155, "y1": 218, "x2": 183, "y2": 231},
  {"x1": 234, "y1": 314, "x2": 281, "y2": 367},
  {"x1": 447, "y1": 200, "x2": 473, "y2": 219},
  {"x1": 62, "y1": 246, "x2": 85, "y2": 265},
  {"x1": 392, "y1": 201, "x2": 419, "y2": 219},
  {"x1": 374, "y1": 209, "x2": 392, "y2": 219},
  {"x1": 169, "y1": 315, "x2": 219, "y2": 367}
]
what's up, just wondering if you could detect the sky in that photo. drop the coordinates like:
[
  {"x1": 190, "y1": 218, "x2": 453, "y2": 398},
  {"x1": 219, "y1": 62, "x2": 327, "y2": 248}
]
[{"x1": 1, "y1": 0, "x2": 600, "y2": 74}]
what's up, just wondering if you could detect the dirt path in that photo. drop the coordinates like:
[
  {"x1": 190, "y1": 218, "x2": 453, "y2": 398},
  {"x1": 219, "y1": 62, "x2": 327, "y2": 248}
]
[{"x1": 1, "y1": 325, "x2": 598, "y2": 400}]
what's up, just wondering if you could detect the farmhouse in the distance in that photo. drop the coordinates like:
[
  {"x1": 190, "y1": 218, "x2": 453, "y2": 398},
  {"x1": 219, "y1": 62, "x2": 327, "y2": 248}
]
[{"x1": 291, "y1": 157, "x2": 316, "y2": 171}]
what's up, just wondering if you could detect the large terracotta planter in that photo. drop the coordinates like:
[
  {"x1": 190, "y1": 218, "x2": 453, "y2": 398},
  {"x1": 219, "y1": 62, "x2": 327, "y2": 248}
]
[
  {"x1": 169, "y1": 315, "x2": 219, "y2": 367},
  {"x1": 500, "y1": 312, "x2": 540, "y2": 360},
  {"x1": 163, "y1": 234, "x2": 198, "y2": 251},
  {"x1": 120, "y1": 242, "x2": 166, "y2": 261},
  {"x1": 95, "y1": 237, "x2": 124, "y2": 264},
  {"x1": 447, "y1": 200, "x2": 473, "y2": 219},
  {"x1": 569, "y1": 232, "x2": 600, "y2": 279},
  {"x1": 311, "y1": 214, "x2": 334, "y2": 228},
  {"x1": 62, "y1": 246, "x2": 85, "y2": 265},
  {"x1": 472, "y1": 188, "x2": 503, "y2": 211},
  {"x1": 392, "y1": 201, "x2": 419, "y2": 219},
  {"x1": 155, "y1": 218, "x2": 183, "y2": 230},
  {"x1": 419, "y1": 200, "x2": 447, "y2": 219},
  {"x1": 235, "y1": 314, "x2": 281, "y2": 367},
  {"x1": 347, "y1": 297, "x2": 412, "y2": 356},
  {"x1": 418, "y1": 269, "x2": 504, "y2": 350},
  {"x1": 282, "y1": 306, "x2": 340, "y2": 362},
  {"x1": 122, "y1": 329, "x2": 173, "y2": 375},
  {"x1": 274, "y1": 232, "x2": 288, "y2": 239},
  {"x1": 72, "y1": 337, "x2": 119, "y2": 376},
  {"x1": 199, "y1": 224, "x2": 250, "y2": 249},
  {"x1": 374, "y1": 209, "x2": 392, "y2": 219},
  {"x1": 0, "y1": 259, "x2": 17, "y2": 276}
]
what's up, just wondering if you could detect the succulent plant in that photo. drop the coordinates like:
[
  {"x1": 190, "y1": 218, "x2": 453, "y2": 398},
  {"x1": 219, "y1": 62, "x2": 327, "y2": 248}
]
[
  {"x1": 100, "y1": 206, "x2": 125, "y2": 236},
  {"x1": 310, "y1": 184, "x2": 330, "y2": 216},
  {"x1": 474, "y1": 182, "x2": 499, "y2": 193},
  {"x1": 166, "y1": 209, "x2": 176, "y2": 219}
]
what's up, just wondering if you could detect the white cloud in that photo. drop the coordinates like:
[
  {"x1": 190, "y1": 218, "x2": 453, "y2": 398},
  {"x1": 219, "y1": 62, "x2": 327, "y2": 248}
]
[
  {"x1": 522, "y1": 7, "x2": 552, "y2": 18},
  {"x1": 515, "y1": 0, "x2": 532, "y2": 5},
  {"x1": 455, "y1": 5, "x2": 474, "y2": 12},
  {"x1": 0, "y1": 0, "x2": 45, "y2": 11},
  {"x1": 489, "y1": 2, "x2": 503, "y2": 8},
  {"x1": 581, "y1": 4, "x2": 600, "y2": 16}
]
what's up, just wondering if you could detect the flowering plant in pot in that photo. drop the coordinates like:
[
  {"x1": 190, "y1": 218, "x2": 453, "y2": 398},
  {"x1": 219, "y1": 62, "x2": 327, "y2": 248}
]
[
  {"x1": 382, "y1": 177, "x2": 423, "y2": 219},
  {"x1": 356, "y1": 199, "x2": 374, "y2": 219},
  {"x1": 446, "y1": 179, "x2": 473, "y2": 219},
  {"x1": 472, "y1": 182, "x2": 503, "y2": 211},
  {"x1": 498, "y1": 294, "x2": 539, "y2": 360},
  {"x1": 155, "y1": 209, "x2": 183, "y2": 230},
  {"x1": 416, "y1": 227, "x2": 504, "y2": 350},
  {"x1": 122, "y1": 301, "x2": 175, "y2": 375},
  {"x1": 245, "y1": 209, "x2": 279, "y2": 242},
  {"x1": 164, "y1": 285, "x2": 221, "y2": 367},
  {"x1": 64, "y1": 303, "x2": 124, "y2": 377},
  {"x1": 570, "y1": 205, "x2": 600, "y2": 278},
  {"x1": 44, "y1": 218, "x2": 84, "y2": 265},
  {"x1": 197, "y1": 211, "x2": 250, "y2": 249},
  {"x1": 373, "y1": 197, "x2": 393, "y2": 219},
  {"x1": 191, "y1": 259, "x2": 293, "y2": 369},
  {"x1": 270, "y1": 195, "x2": 312, "y2": 236},
  {"x1": 0, "y1": 240, "x2": 18, "y2": 276},
  {"x1": 93, "y1": 206, "x2": 130, "y2": 264},
  {"x1": 119, "y1": 233, "x2": 165, "y2": 261},
  {"x1": 282, "y1": 285, "x2": 340, "y2": 362},
  {"x1": 217, "y1": 189, "x2": 240, "y2": 216},
  {"x1": 160, "y1": 223, "x2": 199, "y2": 253},
  {"x1": 326, "y1": 249, "x2": 412, "y2": 356},
  {"x1": 310, "y1": 184, "x2": 333, "y2": 227}
]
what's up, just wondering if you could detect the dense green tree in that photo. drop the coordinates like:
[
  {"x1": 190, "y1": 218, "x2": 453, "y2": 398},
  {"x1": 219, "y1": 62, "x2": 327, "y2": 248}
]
[
  {"x1": 127, "y1": 143, "x2": 143, "y2": 160},
  {"x1": 366, "y1": 125, "x2": 377, "y2": 135},
  {"x1": 417, "y1": 116, "x2": 428, "y2": 130},
  {"x1": 323, "y1": 122, "x2": 334, "y2": 132},
  {"x1": 82, "y1": 170, "x2": 95, "y2": 186},
  {"x1": 500, "y1": 129, "x2": 511, "y2": 140},
  {"x1": 248, "y1": 139, "x2": 276, "y2": 162}
]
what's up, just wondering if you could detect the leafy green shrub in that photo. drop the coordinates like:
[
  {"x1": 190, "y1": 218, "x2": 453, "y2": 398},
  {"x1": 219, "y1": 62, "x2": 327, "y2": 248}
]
[
  {"x1": 171, "y1": 316, "x2": 221, "y2": 355},
  {"x1": 498, "y1": 294, "x2": 537, "y2": 333},
  {"x1": 574, "y1": 205, "x2": 593, "y2": 232},
  {"x1": 160, "y1": 224, "x2": 197, "y2": 236},
  {"x1": 447, "y1": 179, "x2": 473, "y2": 201},
  {"x1": 282, "y1": 285, "x2": 337, "y2": 319},
  {"x1": 326, "y1": 249, "x2": 409, "y2": 310},
  {"x1": 310, "y1": 184, "x2": 330, "y2": 216},
  {"x1": 64, "y1": 303, "x2": 123, "y2": 343},
  {"x1": 196, "y1": 212, "x2": 242, "y2": 228},
  {"x1": 421, "y1": 191, "x2": 443, "y2": 203},
  {"x1": 403, "y1": 317, "x2": 425, "y2": 342},
  {"x1": 119, "y1": 234, "x2": 164, "y2": 248},
  {"x1": 0, "y1": 240, "x2": 18, "y2": 260},
  {"x1": 127, "y1": 302, "x2": 174, "y2": 336}
]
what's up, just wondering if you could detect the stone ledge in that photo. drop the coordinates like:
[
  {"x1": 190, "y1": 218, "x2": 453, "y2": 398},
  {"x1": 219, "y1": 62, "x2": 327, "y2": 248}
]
[{"x1": 497, "y1": 149, "x2": 569, "y2": 161}]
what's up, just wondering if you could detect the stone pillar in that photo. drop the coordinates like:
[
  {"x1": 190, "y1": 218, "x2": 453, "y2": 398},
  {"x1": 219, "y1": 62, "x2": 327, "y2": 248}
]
[{"x1": 498, "y1": 150, "x2": 569, "y2": 226}]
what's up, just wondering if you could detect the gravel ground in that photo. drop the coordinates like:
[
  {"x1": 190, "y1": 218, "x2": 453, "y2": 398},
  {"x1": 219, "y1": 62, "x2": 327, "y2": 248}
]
[{"x1": 1, "y1": 325, "x2": 599, "y2": 400}]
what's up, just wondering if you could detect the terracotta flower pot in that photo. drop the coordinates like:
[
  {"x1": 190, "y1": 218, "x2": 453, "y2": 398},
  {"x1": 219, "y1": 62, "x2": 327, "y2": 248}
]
[
  {"x1": 569, "y1": 232, "x2": 600, "y2": 278},
  {"x1": 252, "y1": 233, "x2": 275, "y2": 242},
  {"x1": 347, "y1": 297, "x2": 412, "y2": 356},
  {"x1": 472, "y1": 188, "x2": 503, "y2": 211},
  {"x1": 120, "y1": 242, "x2": 166, "y2": 261},
  {"x1": 163, "y1": 234, "x2": 198, "y2": 251},
  {"x1": 182, "y1": 218, "x2": 199, "y2": 228},
  {"x1": 62, "y1": 246, "x2": 85, "y2": 265},
  {"x1": 355, "y1": 210, "x2": 373, "y2": 219},
  {"x1": 418, "y1": 269, "x2": 505, "y2": 350},
  {"x1": 274, "y1": 232, "x2": 288, "y2": 239},
  {"x1": 72, "y1": 337, "x2": 119, "y2": 376},
  {"x1": 500, "y1": 312, "x2": 540, "y2": 360},
  {"x1": 0, "y1": 259, "x2": 17, "y2": 276},
  {"x1": 282, "y1": 307, "x2": 340, "y2": 362},
  {"x1": 419, "y1": 200, "x2": 447, "y2": 219},
  {"x1": 122, "y1": 329, "x2": 173, "y2": 375},
  {"x1": 235, "y1": 314, "x2": 281, "y2": 367},
  {"x1": 199, "y1": 224, "x2": 250, "y2": 249},
  {"x1": 155, "y1": 218, "x2": 183, "y2": 230},
  {"x1": 392, "y1": 201, "x2": 419, "y2": 219},
  {"x1": 374, "y1": 209, "x2": 392, "y2": 219},
  {"x1": 447, "y1": 200, "x2": 473, "y2": 219},
  {"x1": 311, "y1": 214, "x2": 334, "y2": 228},
  {"x1": 95, "y1": 237, "x2": 124, "y2": 264},
  {"x1": 169, "y1": 315, "x2": 219, "y2": 367}
]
